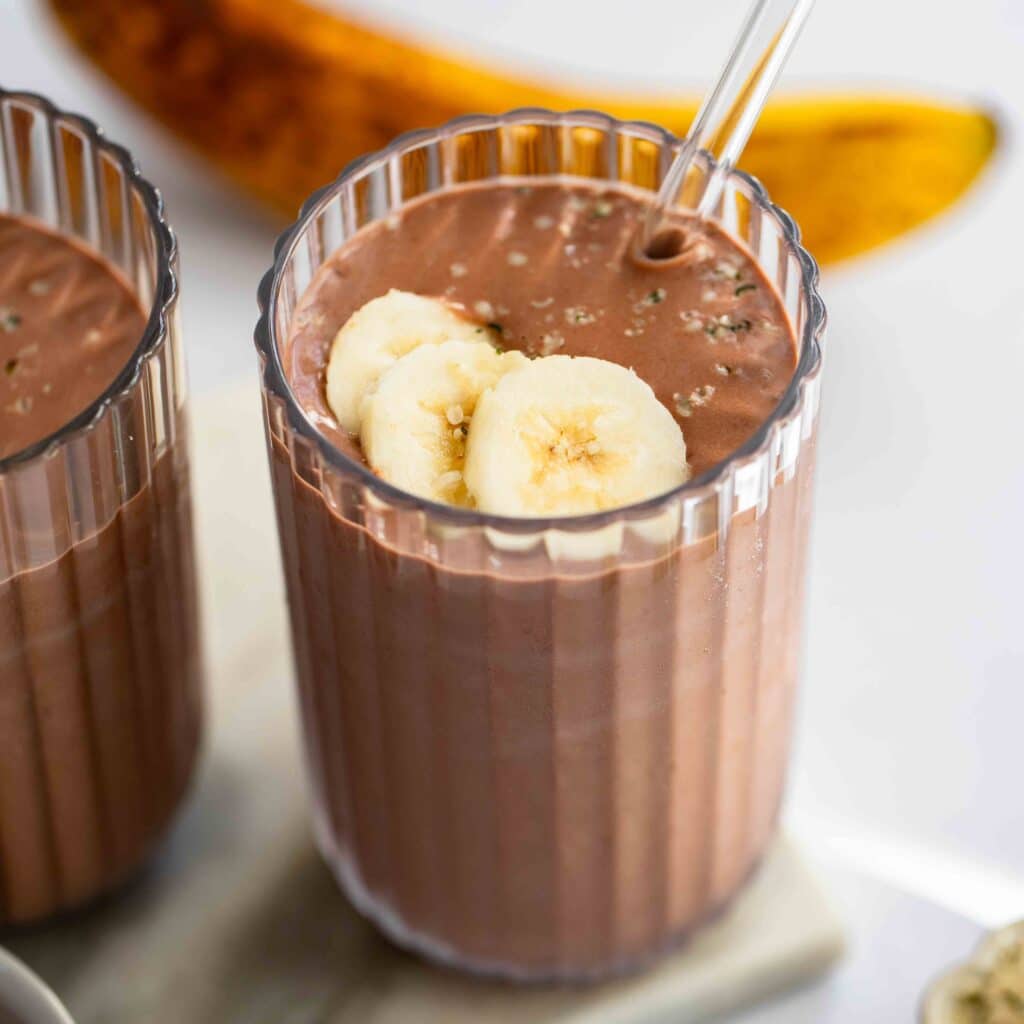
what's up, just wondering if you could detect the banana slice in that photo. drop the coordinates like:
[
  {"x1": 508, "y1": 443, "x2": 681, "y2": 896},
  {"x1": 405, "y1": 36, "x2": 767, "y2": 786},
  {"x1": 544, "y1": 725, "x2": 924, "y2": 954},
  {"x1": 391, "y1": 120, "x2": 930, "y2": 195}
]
[
  {"x1": 464, "y1": 355, "x2": 689, "y2": 517},
  {"x1": 325, "y1": 288, "x2": 494, "y2": 433},
  {"x1": 361, "y1": 339, "x2": 527, "y2": 506}
]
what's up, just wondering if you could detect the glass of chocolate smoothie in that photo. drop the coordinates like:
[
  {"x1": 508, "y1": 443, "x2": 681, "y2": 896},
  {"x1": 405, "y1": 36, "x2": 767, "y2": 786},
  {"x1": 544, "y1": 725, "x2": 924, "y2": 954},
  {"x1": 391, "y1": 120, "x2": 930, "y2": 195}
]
[
  {"x1": 0, "y1": 89, "x2": 201, "y2": 925},
  {"x1": 256, "y1": 110, "x2": 825, "y2": 980}
]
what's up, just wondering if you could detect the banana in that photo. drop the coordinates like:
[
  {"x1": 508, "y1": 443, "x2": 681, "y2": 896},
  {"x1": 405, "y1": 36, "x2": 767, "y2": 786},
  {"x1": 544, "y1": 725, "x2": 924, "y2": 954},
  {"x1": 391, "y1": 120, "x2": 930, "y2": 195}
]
[
  {"x1": 361, "y1": 339, "x2": 527, "y2": 507},
  {"x1": 325, "y1": 289, "x2": 494, "y2": 434},
  {"x1": 48, "y1": 0, "x2": 998, "y2": 266},
  {"x1": 464, "y1": 355, "x2": 688, "y2": 517}
]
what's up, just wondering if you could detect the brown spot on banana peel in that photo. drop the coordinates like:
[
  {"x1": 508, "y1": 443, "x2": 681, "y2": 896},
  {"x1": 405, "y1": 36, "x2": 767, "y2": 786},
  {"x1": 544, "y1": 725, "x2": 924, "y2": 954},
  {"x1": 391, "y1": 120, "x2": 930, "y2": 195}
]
[{"x1": 46, "y1": 0, "x2": 998, "y2": 265}]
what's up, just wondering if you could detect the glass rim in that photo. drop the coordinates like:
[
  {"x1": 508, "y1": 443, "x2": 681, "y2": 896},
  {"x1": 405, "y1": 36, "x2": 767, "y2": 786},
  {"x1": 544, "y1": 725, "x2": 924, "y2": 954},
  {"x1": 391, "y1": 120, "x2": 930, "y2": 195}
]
[
  {"x1": 256, "y1": 107, "x2": 827, "y2": 532},
  {"x1": 0, "y1": 85, "x2": 178, "y2": 474},
  {"x1": 0, "y1": 945, "x2": 75, "y2": 1024}
]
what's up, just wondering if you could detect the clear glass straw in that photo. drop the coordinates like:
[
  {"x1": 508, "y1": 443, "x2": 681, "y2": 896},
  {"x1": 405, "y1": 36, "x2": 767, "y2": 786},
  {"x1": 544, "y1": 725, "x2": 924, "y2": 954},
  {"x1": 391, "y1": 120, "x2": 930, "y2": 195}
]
[{"x1": 640, "y1": 0, "x2": 817, "y2": 252}]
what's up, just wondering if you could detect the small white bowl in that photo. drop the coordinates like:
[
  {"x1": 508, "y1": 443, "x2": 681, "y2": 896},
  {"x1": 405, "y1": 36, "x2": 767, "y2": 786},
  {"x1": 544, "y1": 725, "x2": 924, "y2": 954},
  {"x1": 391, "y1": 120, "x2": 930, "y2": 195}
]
[{"x1": 0, "y1": 948, "x2": 73, "y2": 1024}]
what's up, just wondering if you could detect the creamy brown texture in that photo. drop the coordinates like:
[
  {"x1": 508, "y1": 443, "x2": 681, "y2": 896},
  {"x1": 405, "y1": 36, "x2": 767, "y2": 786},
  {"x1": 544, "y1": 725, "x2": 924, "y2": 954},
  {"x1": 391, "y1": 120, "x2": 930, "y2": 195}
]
[
  {"x1": 0, "y1": 451, "x2": 201, "y2": 925},
  {"x1": 0, "y1": 221, "x2": 200, "y2": 925},
  {"x1": 269, "y1": 179, "x2": 815, "y2": 976},
  {"x1": 287, "y1": 181, "x2": 795, "y2": 481},
  {"x1": 0, "y1": 215, "x2": 146, "y2": 460}
]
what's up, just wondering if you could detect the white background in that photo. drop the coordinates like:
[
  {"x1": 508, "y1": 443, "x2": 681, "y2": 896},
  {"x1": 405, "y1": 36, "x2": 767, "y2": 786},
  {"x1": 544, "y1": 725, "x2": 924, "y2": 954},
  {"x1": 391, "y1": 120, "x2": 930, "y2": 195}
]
[{"x1": 1, "y1": 0, "x2": 1022, "y2": 922}]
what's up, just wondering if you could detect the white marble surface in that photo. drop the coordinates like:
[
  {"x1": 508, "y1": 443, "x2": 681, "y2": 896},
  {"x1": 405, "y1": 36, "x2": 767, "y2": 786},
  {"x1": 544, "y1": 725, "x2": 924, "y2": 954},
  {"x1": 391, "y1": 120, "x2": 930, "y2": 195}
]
[
  {"x1": 732, "y1": 862, "x2": 983, "y2": 1024},
  {"x1": 1, "y1": 0, "x2": 1022, "y2": 954}
]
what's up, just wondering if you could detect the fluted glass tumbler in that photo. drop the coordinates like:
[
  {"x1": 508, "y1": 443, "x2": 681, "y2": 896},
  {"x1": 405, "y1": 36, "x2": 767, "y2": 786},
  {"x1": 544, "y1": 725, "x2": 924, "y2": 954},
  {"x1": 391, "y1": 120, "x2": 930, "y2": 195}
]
[
  {"x1": 256, "y1": 110, "x2": 826, "y2": 980},
  {"x1": 0, "y1": 89, "x2": 202, "y2": 925}
]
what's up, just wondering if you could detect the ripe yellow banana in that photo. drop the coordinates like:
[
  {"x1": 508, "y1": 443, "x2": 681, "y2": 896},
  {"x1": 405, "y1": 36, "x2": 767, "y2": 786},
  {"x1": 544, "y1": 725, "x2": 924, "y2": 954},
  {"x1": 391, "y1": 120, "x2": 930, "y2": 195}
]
[{"x1": 46, "y1": 0, "x2": 998, "y2": 264}]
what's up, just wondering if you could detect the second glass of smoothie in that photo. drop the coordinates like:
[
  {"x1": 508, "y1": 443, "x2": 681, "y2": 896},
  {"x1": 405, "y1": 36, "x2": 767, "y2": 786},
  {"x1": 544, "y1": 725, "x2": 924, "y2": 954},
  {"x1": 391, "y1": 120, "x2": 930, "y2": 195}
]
[
  {"x1": 0, "y1": 89, "x2": 201, "y2": 925},
  {"x1": 256, "y1": 111, "x2": 825, "y2": 980}
]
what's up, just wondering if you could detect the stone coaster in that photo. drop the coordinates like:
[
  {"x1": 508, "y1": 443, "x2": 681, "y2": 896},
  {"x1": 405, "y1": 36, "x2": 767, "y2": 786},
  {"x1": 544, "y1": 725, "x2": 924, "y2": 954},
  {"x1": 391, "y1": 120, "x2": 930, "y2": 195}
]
[{"x1": 3, "y1": 381, "x2": 844, "y2": 1023}]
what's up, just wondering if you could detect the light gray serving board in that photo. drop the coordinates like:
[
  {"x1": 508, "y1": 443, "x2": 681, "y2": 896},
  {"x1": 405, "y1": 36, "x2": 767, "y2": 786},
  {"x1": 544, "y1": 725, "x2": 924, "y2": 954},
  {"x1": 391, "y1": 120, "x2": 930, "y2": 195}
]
[{"x1": 2, "y1": 382, "x2": 978, "y2": 1022}]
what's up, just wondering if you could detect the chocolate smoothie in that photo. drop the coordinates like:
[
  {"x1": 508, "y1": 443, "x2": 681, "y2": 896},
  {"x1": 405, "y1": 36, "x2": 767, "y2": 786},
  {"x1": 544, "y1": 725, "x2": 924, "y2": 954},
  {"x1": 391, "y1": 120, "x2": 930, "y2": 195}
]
[
  {"x1": 265, "y1": 177, "x2": 820, "y2": 976},
  {"x1": 0, "y1": 215, "x2": 201, "y2": 925},
  {"x1": 0, "y1": 216, "x2": 145, "y2": 458},
  {"x1": 287, "y1": 183, "x2": 794, "y2": 479}
]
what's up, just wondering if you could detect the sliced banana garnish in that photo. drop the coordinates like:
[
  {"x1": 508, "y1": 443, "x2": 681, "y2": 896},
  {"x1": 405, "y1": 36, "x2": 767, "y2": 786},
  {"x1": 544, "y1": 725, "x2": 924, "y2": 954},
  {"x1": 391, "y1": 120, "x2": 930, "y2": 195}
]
[
  {"x1": 464, "y1": 355, "x2": 688, "y2": 517},
  {"x1": 361, "y1": 339, "x2": 527, "y2": 506},
  {"x1": 325, "y1": 289, "x2": 494, "y2": 433}
]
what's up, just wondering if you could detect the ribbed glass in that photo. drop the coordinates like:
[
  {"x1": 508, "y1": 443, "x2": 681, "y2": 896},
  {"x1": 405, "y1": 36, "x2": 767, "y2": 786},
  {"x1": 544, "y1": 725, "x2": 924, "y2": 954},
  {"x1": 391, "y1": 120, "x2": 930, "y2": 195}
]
[
  {"x1": 0, "y1": 88, "x2": 201, "y2": 925},
  {"x1": 256, "y1": 109, "x2": 826, "y2": 980}
]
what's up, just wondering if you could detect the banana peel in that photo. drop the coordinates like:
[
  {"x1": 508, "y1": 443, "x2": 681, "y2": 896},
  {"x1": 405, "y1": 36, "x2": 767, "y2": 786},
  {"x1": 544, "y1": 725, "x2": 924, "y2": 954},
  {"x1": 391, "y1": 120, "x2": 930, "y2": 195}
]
[{"x1": 45, "y1": 0, "x2": 998, "y2": 265}]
